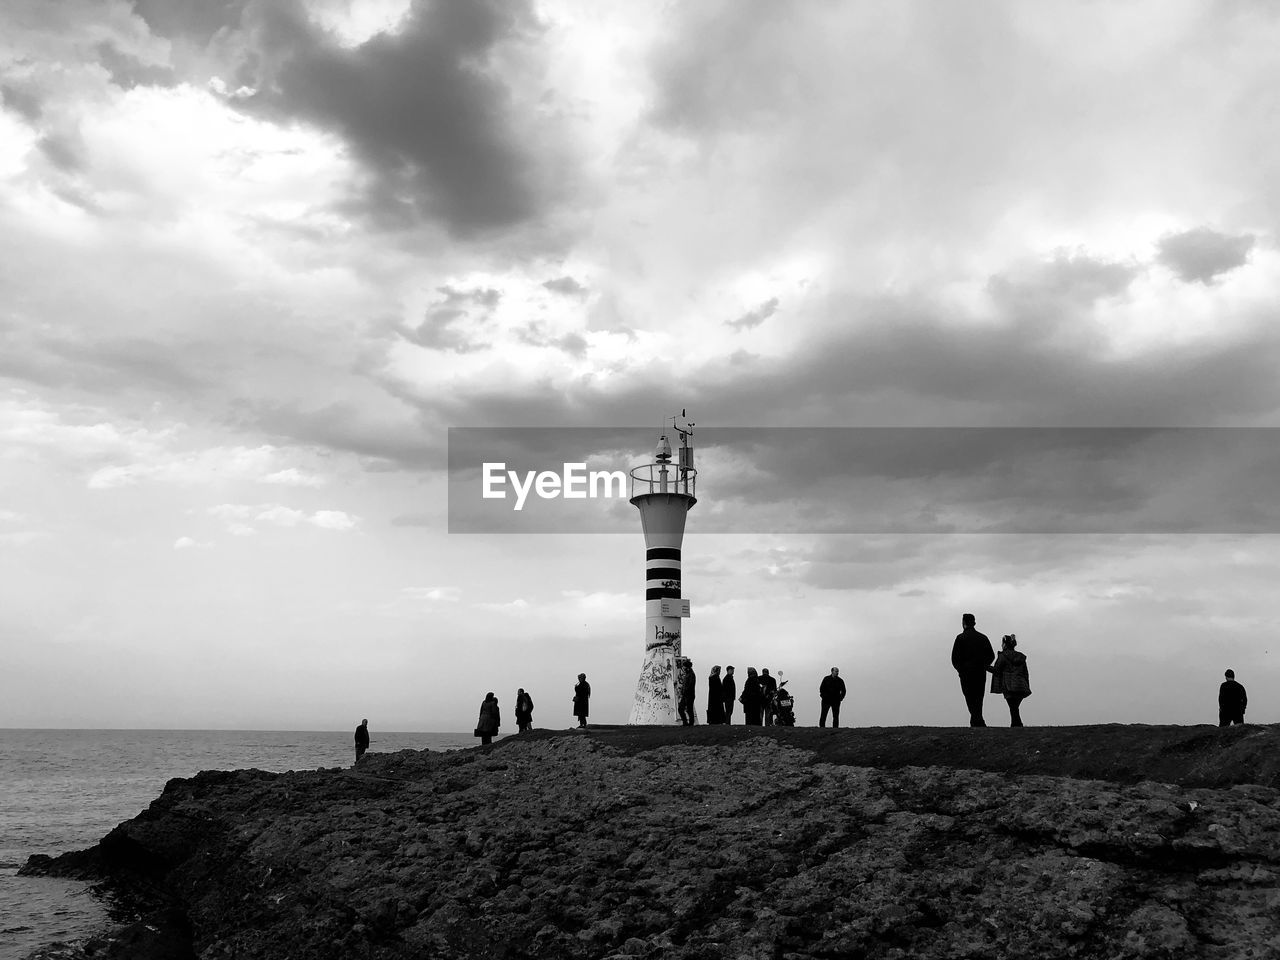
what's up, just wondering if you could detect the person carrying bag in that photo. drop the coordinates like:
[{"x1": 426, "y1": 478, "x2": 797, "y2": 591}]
[{"x1": 987, "y1": 634, "x2": 1031, "y2": 727}]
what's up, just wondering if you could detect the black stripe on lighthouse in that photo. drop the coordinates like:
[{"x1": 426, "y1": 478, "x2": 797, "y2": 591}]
[
  {"x1": 644, "y1": 566, "x2": 682, "y2": 581},
  {"x1": 646, "y1": 543, "x2": 681, "y2": 599},
  {"x1": 646, "y1": 587, "x2": 682, "y2": 600}
]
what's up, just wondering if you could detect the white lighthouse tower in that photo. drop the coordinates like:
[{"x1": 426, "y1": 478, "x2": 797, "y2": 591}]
[{"x1": 628, "y1": 414, "x2": 696, "y2": 724}]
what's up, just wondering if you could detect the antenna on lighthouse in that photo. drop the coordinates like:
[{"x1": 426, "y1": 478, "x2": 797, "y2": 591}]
[{"x1": 673, "y1": 410, "x2": 695, "y2": 490}]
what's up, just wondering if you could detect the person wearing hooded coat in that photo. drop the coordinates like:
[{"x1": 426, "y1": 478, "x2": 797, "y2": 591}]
[
  {"x1": 475, "y1": 692, "x2": 500, "y2": 745},
  {"x1": 706, "y1": 665, "x2": 725, "y2": 724},
  {"x1": 573, "y1": 673, "x2": 591, "y2": 728},
  {"x1": 739, "y1": 667, "x2": 765, "y2": 725},
  {"x1": 514, "y1": 688, "x2": 534, "y2": 732},
  {"x1": 987, "y1": 635, "x2": 1031, "y2": 727}
]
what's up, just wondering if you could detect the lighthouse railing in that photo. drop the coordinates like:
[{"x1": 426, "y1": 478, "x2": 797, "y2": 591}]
[{"x1": 630, "y1": 463, "x2": 697, "y2": 499}]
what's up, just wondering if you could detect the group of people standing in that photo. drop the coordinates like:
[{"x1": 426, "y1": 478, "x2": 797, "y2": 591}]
[
  {"x1": 695, "y1": 663, "x2": 790, "y2": 726},
  {"x1": 471, "y1": 674, "x2": 592, "y2": 745},
  {"x1": 351, "y1": 612, "x2": 1253, "y2": 764}
]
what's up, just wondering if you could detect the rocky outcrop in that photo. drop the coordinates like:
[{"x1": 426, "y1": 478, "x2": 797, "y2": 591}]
[{"x1": 24, "y1": 725, "x2": 1280, "y2": 959}]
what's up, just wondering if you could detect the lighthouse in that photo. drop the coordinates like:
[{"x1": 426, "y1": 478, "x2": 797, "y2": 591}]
[{"x1": 628, "y1": 414, "x2": 696, "y2": 724}]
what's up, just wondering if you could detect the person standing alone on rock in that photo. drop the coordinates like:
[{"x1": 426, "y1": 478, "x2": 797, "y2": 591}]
[
  {"x1": 707, "y1": 665, "x2": 725, "y2": 724},
  {"x1": 951, "y1": 613, "x2": 995, "y2": 727},
  {"x1": 515, "y1": 688, "x2": 534, "y2": 733},
  {"x1": 988, "y1": 635, "x2": 1031, "y2": 727},
  {"x1": 573, "y1": 673, "x2": 591, "y2": 729},
  {"x1": 721, "y1": 666, "x2": 736, "y2": 724},
  {"x1": 475, "y1": 693, "x2": 500, "y2": 745},
  {"x1": 1219, "y1": 669, "x2": 1247, "y2": 726},
  {"x1": 354, "y1": 718, "x2": 370, "y2": 765},
  {"x1": 819, "y1": 668, "x2": 846, "y2": 728}
]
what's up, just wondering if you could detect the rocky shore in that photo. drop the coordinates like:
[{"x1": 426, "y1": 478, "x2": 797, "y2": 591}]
[{"x1": 21, "y1": 723, "x2": 1280, "y2": 959}]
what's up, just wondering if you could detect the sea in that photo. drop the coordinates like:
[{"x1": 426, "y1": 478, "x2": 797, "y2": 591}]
[{"x1": 0, "y1": 729, "x2": 475, "y2": 960}]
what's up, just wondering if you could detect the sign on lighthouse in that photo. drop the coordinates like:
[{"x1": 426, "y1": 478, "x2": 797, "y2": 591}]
[{"x1": 628, "y1": 413, "x2": 697, "y2": 724}]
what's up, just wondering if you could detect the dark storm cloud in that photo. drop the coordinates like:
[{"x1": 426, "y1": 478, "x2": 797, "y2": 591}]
[
  {"x1": 130, "y1": 0, "x2": 250, "y2": 47},
  {"x1": 364, "y1": 317, "x2": 1277, "y2": 463},
  {"x1": 381, "y1": 269, "x2": 1280, "y2": 535},
  {"x1": 987, "y1": 254, "x2": 1138, "y2": 316},
  {"x1": 397, "y1": 286, "x2": 499, "y2": 353},
  {"x1": 793, "y1": 534, "x2": 1181, "y2": 594},
  {"x1": 95, "y1": 41, "x2": 176, "y2": 89},
  {"x1": 43, "y1": 336, "x2": 212, "y2": 392},
  {"x1": 542, "y1": 276, "x2": 588, "y2": 297},
  {"x1": 0, "y1": 326, "x2": 211, "y2": 395},
  {"x1": 405, "y1": 281, "x2": 1280, "y2": 436},
  {"x1": 0, "y1": 83, "x2": 43, "y2": 121},
  {"x1": 516, "y1": 323, "x2": 588, "y2": 357},
  {"x1": 37, "y1": 132, "x2": 83, "y2": 172},
  {"x1": 249, "y1": 399, "x2": 442, "y2": 469},
  {"x1": 726, "y1": 297, "x2": 779, "y2": 331},
  {"x1": 1156, "y1": 227, "x2": 1255, "y2": 284},
  {"x1": 647, "y1": 0, "x2": 798, "y2": 133},
  {"x1": 232, "y1": 0, "x2": 552, "y2": 235}
]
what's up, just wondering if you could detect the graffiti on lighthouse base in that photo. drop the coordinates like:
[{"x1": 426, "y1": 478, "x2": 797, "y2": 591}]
[
  {"x1": 629, "y1": 645, "x2": 677, "y2": 724},
  {"x1": 648, "y1": 624, "x2": 681, "y2": 649}
]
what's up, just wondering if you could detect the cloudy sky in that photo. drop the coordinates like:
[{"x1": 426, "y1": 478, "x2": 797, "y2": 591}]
[{"x1": 3, "y1": 0, "x2": 1280, "y2": 731}]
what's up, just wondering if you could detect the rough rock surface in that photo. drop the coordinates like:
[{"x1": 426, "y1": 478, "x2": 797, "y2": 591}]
[{"x1": 22, "y1": 724, "x2": 1280, "y2": 959}]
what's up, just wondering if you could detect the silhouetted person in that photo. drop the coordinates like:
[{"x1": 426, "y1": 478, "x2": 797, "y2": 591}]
[
  {"x1": 354, "y1": 718, "x2": 370, "y2": 765},
  {"x1": 951, "y1": 613, "x2": 995, "y2": 727},
  {"x1": 475, "y1": 693, "x2": 500, "y2": 745},
  {"x1": 707, "y1": 665, "x2": 725, "y2": 724},
  {"x1": 515, "y1": 688, "x2": 534, "y2": 733},
  {"x1": 819, "y1": 667, "x2": 846, "y2": 728},
  {"x1": 740, "y1": 667, "x2": 764, "y2": 725},
  {"x1": 988, "y1": 634, "x2": 1031, "y2": 727},
  {"x1": 678, "y1": 659, "x2": 697, "y2": 725},
  {"x1": 721, "y1": 665, "x2": 736, "y2": 724},
  {"x1": 760, "y1": 668, "x2": 778, "y2": 726},
  {"x1": 573, "y1": 673, "x2": 591, "y2": 728},
  {"x1": 1219, "y1": 669, "x2": 1247, "y2": 726}
]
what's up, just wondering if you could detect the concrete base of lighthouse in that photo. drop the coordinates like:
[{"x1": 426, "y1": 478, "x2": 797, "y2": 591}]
[{"x1": 628, "y1": 637, "x2": 679, "y2": 724}]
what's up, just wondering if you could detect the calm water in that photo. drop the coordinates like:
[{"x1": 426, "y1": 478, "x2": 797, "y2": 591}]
[{"x1": 0, "y1": 729, "x2": 474, "y2": 960}]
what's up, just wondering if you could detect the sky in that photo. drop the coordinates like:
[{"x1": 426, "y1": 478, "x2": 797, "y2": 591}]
[{"x1": 3, "y1": 0, "x2": 1280, "y2": 731}]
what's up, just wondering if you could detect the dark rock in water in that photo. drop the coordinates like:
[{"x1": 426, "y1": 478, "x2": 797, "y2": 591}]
[{"x1": 21, "y1": 725, "x2": 1280, "y2": 959}]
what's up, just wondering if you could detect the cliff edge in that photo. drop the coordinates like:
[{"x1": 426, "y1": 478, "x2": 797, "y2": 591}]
[{"x1": 22, "y1": 724, "x2": 1280, "y2": 959}]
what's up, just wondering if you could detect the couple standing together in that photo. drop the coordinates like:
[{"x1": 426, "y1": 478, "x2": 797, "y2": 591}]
[{"x1": 951, "y1": 613, "x2": 1031, "y2": 727}]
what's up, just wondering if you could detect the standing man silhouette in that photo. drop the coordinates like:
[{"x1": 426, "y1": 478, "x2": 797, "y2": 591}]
[
  {"x1": 1219, "y1": 669, "x2": 1247, "y2": 726},
  {"x1": 760, "y1": 668, "x2": 778, "y2": 726},
  {"x1": 354, "y1": 718, "x2": 370, "y2": 765},
  {"x1": 721, "y1": 666, "x2": 736, "y2": 724},
  {"x1": 678, "y1": 659, "x2": 697, "y2": 726},
  {"x1": 818, "y1": 667, "x2": 846, "y2": 728},
  {"x1": 951, "y1": 613, "x2": 995, "y2": 727}
]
